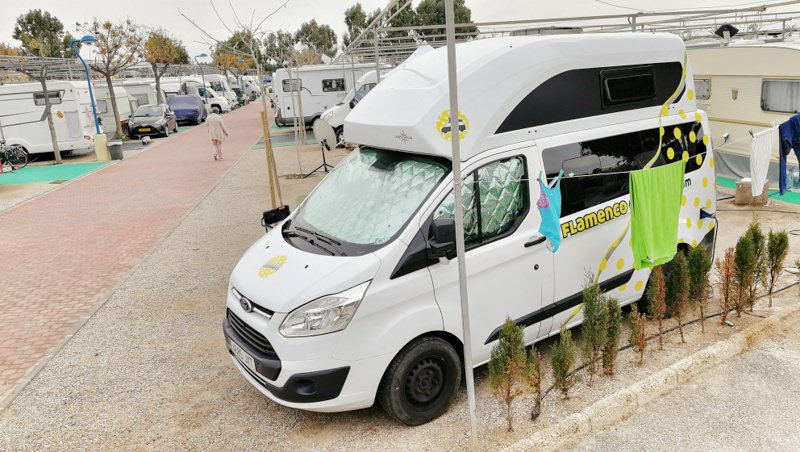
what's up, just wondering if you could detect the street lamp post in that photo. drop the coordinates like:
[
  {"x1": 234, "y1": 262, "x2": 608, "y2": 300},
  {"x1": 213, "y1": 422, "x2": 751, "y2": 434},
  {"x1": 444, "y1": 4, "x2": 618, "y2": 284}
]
[
  {"x1": 194, "y1": 53, "x2": 209, "y2": 104},
  {"x1": 70, "y1": 35, "x2": 99, "y2": 134}
]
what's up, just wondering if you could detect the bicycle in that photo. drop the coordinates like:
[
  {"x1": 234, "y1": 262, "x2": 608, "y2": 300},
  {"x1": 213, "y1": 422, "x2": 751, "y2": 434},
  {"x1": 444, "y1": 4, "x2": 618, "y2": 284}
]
[{"x1": 0, "y1": 140, "x2": 28, "y2": 170}]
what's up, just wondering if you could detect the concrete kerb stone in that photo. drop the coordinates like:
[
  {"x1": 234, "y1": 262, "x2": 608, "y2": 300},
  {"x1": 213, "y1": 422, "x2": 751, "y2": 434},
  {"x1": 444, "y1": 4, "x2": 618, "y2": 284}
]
[{"x1": 504, "y1": 302, "x2": 800, "y2": 452}]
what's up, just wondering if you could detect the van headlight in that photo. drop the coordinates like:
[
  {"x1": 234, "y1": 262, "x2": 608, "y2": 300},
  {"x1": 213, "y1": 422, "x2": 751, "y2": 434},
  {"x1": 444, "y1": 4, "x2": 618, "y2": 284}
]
[{"x1": 279, "y1": 281, "x2": 370, "y2": 337}]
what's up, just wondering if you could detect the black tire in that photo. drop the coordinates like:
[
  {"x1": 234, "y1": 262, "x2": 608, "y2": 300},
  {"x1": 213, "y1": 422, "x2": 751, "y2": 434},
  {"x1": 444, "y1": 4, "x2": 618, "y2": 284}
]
[
  {"x1": 211, "y1": 105, "x2": 221, "y2": 114},
  {"x1": 378, "y1": 336, "x2": 461, "y2": 426},
  {"x1": 163, "y1": 126, "x2": 170, "y2": 138},
  {"x1": 7, "y1": 145, "x2": 28, "y2": 169}
]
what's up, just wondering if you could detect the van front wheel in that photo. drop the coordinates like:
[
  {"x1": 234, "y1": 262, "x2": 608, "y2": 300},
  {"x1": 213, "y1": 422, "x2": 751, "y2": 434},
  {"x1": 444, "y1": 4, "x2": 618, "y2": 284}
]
[{"x1": 378, "y1": 336, "x2": 461, "y2": 425}]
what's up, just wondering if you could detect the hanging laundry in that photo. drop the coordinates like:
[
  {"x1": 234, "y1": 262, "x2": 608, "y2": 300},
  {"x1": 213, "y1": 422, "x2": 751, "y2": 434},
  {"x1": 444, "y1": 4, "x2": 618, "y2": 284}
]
[
  {"x1": 537, "y1": 170, "x2": 564, "y2": 253},
  {"x1": 750, "y1": 126, "x2": 778, "y2": 197},
  {"x1": 629, "y1": 161, "x2": 686, "y2": 269},
  {"x1": 778, "y1": 114, "x2": 800, "y2": 195}
]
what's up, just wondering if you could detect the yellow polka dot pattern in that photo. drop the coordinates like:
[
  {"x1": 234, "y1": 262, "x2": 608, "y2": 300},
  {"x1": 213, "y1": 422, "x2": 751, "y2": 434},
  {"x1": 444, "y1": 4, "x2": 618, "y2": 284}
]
[
  {"x1": 705, "y1": 199, "x2": 712, "y2": 209},
  {"x1": 661, "y1": 105, "x2": 670, "y2": 116},
  {"x1": 679, "y1": 109, "x2": 687, "y2": 119},
  {"x1": 681, "y1": 195, "x2": 687, "y2": 206},
  {"x1": 686, "y1": 217, "x2": 692, "y2": 228},
  {"x1": 599, "y1": 259, "x2": 607, "y2": 271},
  {"x1": 674, "y1": 128, "x2": 682, "y2": 139},
  {"x1": 616, "y1": 258, "x2": 625, "y2": 270},
  {"x1": 682, "y1": 151, "x2": 690, "y2": 161},
  {"x1": 667, "y1": 147, "x2": 675, "y2": 160},
  {"x1": 693, "y1": 197, "x2": 700, "y2": 208},
  {"x1": 696, "y1": 154, "x2": 703, "y2": 166},
  {"x1": 702, "y1": 177, "x2": 708, "y2": 188},
  {"x1": 635, "y1": 280, "x2": 644, "y2": 291},
  {"x1": 698, "y1": 219, "x2": 704, "y2": 230},
  {"x1": 619, "y1": 284, "x2": 627, "y2": 292},
  {"x1": 691, "y1": 240, "x2": 698, "y2": 247},
  {"x1": 709, "y1": 221, "x2": 715, "y2": 231},
  {"x1": 689, "y1": 131, "x2": 697, "y2": 143},
  {"x1": 687, "y1": 89, "x2": 695, "y2": 100},
  {"x1": 710, "y1": 156, "x2": 715, "y2": 168},
  {"x1": 695, "y1": 112, "x2": 702, "y2": 122},
  {"x1": 703, "y1": 135, "x2": 710, "y2": 146}
]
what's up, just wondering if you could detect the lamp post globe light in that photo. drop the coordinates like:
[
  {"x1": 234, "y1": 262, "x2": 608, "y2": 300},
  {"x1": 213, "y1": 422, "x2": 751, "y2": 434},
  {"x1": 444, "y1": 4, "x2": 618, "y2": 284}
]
[
  {"x1": 194, "y1": 53, "x2": 209, "y2": 103},
  {"x1": 70, "y1": 35, "x2": 100, "y2": 134}
]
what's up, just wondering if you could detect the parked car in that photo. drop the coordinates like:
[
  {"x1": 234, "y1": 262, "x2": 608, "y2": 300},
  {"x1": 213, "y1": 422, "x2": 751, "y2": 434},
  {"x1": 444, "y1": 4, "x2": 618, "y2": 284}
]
[
  {"x1": 128, "y1": 104, "x2": 178, "y2": 139},
  {"x1": 167, "y1": 95, "x2": 208, "y2": 125}
]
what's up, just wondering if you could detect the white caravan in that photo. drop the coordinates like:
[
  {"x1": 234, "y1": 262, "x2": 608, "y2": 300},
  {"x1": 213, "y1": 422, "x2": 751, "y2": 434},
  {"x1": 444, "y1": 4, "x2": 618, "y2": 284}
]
[
  {"x1": 205, "y1": 74, "x2": 238, "y2": 107},
  {"x1": 322, "y1": 46, "x2": 435, "y2": 145},
  {"x1": 94, "y1": 85, "x2": 132, "y2": 138},
  {"x1": 224, "y1": 34, "x2": 718, "y2": 425},
  {"x1": 688, "y1": 40, "x2": 800, "y2": 182},
  {"x1": 273, "y1": 63, "x2": 387, "y2": 127},
  {"x1": 120, "y1": 80, "x2": 165, "y2": 108},
  {"x1": 0, "y1": 80, "x2": 96, "y2": 154}
]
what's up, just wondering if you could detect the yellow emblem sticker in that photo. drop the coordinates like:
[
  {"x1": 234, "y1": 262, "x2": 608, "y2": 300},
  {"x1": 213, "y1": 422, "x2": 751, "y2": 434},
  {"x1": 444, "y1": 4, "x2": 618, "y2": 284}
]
[
  {"x1": 435, "y1": 109, "x2": 469, "y2": 141},
  {"x1": 258, "y1": 255, "x2": 287, "y2": 278}
]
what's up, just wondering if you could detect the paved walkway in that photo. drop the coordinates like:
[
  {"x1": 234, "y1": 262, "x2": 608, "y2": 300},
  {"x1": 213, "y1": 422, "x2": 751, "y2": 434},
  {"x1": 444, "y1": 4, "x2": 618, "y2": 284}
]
[{"x1": 0, "y1": 103, "x2": 267, "y2": 402}]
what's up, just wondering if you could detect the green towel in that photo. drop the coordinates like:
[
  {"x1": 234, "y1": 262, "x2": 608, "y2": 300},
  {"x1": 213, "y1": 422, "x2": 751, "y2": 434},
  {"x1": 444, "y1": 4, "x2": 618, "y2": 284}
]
[{"x1": 629, "y1": 161, "x2": 686, "y2": 269}]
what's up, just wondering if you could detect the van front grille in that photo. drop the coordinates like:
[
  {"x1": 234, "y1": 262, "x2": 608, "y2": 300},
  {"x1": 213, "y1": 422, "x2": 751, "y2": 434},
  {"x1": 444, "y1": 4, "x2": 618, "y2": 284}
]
[{"x1": 227, "y1": 310, "x2": 278, "y2": 358}]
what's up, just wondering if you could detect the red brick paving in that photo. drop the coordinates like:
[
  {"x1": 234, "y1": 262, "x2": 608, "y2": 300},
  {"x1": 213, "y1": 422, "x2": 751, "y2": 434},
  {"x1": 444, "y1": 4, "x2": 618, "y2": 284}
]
[{"x1": 0, "y1": 103, "x2": 268, "y2": 402}]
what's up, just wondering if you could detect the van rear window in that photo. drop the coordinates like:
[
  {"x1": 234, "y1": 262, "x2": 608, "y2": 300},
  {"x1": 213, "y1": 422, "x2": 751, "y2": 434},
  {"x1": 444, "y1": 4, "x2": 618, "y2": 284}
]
[{"x1": 33, "y1": 90, "x2": 63, "y2": 106}]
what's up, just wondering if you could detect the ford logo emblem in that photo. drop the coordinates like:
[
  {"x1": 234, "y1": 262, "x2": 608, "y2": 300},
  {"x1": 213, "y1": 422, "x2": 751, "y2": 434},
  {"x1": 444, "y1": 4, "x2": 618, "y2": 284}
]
[{"x1": 239, "y1": 296, "x2": 253, "y2": 313}]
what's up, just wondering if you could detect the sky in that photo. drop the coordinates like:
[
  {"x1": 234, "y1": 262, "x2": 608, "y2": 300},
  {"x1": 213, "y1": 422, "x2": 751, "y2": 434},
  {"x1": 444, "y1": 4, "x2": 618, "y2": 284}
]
[{"x1": 0, "y1": 0, "x2": 795, "y2": 58}]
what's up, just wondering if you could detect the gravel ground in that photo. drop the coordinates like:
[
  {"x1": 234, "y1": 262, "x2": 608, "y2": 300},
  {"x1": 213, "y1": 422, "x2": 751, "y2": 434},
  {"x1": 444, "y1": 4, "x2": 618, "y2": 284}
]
[
  {"x1": 0, "y1": 141, "x2": 799, "y2": 450},
  {"x1": 568, "y1": 314, "x2": 800, "y2": 452}
]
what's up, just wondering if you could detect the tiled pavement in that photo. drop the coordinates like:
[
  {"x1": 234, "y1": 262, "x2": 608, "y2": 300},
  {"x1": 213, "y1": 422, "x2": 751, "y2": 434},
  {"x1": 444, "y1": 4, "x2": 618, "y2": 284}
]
[{"x1": 0, "y1": 103, "x2": 268, "y2": 404}]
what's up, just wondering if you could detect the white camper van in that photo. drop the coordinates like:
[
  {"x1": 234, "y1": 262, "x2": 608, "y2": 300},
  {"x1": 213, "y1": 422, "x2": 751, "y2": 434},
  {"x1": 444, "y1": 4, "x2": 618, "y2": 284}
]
[
  {"x1": 0, "y1": 80, "x2": 96, "y2": 154},
  {"x1": 94, "y1": 85, "x2": 132, "y2": 138},
  {"x1": 120, "y1": 80, "x2": 165, "y2": 108},
  {"x1": 205, "y1": 74, "x2": 238, "y2": 108},
  {"x1": 273, "y1": 63, "x2": 387, "y2": 127},
  {"x1": 224, "y1": 34, "x2": 718, "y2": 425},
  {"x1": 161, "y1": 77, "x2": 232, "y2": 113},
  {"x1": 322, "y1": 46, "x2": 435, "y2": 145}
]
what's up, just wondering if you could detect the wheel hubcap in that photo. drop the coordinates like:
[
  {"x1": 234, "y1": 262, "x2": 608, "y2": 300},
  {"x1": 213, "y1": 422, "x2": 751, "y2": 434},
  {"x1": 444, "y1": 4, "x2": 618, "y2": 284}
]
[{"x1": 405, "y1": 357, "x2": 444, "y2": 405}]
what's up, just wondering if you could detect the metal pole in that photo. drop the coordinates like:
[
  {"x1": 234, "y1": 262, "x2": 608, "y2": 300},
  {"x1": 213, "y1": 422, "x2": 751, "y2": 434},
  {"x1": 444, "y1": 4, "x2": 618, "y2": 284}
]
[
  {"x1": 445, "y1": 0, "x2": 477, "y2": 444},
  {"x1": 196, "y1": 57, "x2": 208, "y2": 104},
  {"x1": 71, "y1": 41, "x2": 100, "y2": 135},
  {"x1": 374, "y1": 32, "x2": 381, "y2": 83},
  {"x1": 350, "y1": 58, "x2": 357, "y2": 95}
]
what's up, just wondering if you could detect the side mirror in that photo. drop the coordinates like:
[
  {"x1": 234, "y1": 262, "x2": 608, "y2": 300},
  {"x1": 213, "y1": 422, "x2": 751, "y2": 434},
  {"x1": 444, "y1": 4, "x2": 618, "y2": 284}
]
[
  {"x1": 428, "y1": 218, "x2": 456, "y2": 260},
  {"x1": 349, "y1": 99, "x2": 357, "y2": 109},
  {"x1": 262, "y1": 205, "x2": 290, "y2": 231}
]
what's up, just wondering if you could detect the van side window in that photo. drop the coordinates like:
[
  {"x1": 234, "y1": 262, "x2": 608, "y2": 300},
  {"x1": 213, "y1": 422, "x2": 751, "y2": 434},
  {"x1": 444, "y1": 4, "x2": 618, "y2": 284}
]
[
  {"x1": 434, "y1": 156, "x2": 527, "y2": 247},
  {"x1": 282, "y1": 79, "x2": 301, "y2": 92},
  {"x1": 601, "y1": 66, "x2": 656, "y2": 106},
  {"x1": 33, "y1": 91, "x2": 63, "y2": 106},
  {"x1": 323, "y1": 78, "x2": 346, "y2": 93},
  {"x1": 762, "y1": 79, "x2": 800, "y2": 113},
  {"x1": 543, "y1": 121, "x2": 706, "y2": 217}
]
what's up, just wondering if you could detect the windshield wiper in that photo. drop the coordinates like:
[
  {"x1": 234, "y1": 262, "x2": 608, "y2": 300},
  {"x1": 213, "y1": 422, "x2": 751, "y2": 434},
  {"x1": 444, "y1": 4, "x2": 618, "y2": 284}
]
[
  {"x1": 284, "y1": 230, "x2": 335, "y2": 256},
  {"x1": 291, "y1": 226, "x2": 347, "y2": 256}
]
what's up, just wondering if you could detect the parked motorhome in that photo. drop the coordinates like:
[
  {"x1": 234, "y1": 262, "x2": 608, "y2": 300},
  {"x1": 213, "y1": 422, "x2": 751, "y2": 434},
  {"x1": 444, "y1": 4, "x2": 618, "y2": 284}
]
[
  {"x1": 688, "y1": 40, "x2": 800, "y2": 183},
  {"x1": 205, "y1": 74, "x2": 238, "y2": 107},
  {"x1": 160, "y1": 77, "x2": 232, "y2": 113},
  {"x1": 273, "y1": 63, "x2": 388, "y2": 127},
  {"x1": 120, "y1": 80, "x2": 165, "y2": 108},
  {"x1": 224, "y1": 34, "x2": 718, "y2": 425},
  {"x1": 0, "y1": 80, "x2": 95, "y2": 154},
  {"x1": 321, "y1": 46, "x2": 434, "y2": 145},
  {"x1": 94, "y1": 85, "x2": 132, "y2": 139}
]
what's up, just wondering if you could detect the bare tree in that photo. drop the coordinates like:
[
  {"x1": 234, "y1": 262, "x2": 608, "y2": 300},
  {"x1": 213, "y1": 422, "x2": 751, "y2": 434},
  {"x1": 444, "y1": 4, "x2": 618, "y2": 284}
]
[
  {"x1": 79, "y1": 18, "x2": 142, "y2": 139},
  {"x1": 179, "y1": 1, "x2": 291, "y2": 207}
]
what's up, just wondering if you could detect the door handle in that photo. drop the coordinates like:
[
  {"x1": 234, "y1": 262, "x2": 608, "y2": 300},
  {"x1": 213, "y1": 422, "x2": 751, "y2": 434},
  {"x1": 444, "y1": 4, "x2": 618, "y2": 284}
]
[{"x1": 524, "y1": 235, "x2": 547, "y2": 248}]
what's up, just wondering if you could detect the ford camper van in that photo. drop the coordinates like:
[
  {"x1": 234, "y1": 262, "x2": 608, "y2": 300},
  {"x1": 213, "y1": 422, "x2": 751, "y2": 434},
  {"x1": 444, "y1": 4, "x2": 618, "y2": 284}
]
[{"x1": 224, "y1": 34, "x2": 718, "y2": 425}]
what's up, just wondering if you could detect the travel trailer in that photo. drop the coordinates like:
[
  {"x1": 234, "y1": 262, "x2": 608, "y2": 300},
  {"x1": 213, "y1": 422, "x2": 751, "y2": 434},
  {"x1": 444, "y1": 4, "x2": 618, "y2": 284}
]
[
  {"x1": 224, "y1": 34, "x2": 717, "y2": 425},
  {"x1": 321, "y1": 46, "x2": 434, "y2": 145},
  {"x1": 121, "y1": 81, "x2": 165, "y2": 108},
  {"x1": 0, "y1": 80, "x2": 96, "y2": 154},
  {"x1": 273, "y1": 63, "x2": 388, "y2": 127},
  {"x1": 688, "y1": 40, "x2": 800, "y2": 185},
  {"x1": 205, "y1": 74, "x2": 238, "y2": 107},
  {"x1": 94, "y1": 85, "x2": 132, "y2": 139}
]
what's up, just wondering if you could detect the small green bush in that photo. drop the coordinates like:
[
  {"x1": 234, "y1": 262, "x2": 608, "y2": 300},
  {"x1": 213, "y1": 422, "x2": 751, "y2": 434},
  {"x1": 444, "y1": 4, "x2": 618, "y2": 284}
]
[
  {"x1": 628, "y1": 303, "x2": 647, "y2": 365},
  {"x1": 746, "y1": 218, "x2": 767, "y2": 310},
  {"x1": 733, "y1": 232, "x2": 756, "y2": 317},
  {"x1": 602, "y1": 298, "x2": 622, "y2": 376},
  {"x1": 687, "y1": 246, "x2": 713, "y2": 332},
  {"x1": 581, "y1": 277, "x2": 607, "y2": 386},
  {"x1": 551, "y1": 325, "x2": 579, "y2": 399},
  {"x1": 488, "y1": 318, "x2": 530, "y2": 432},
  {"x1": 716, "y1": 247, "x2": 736, "y2": 324},
  {"x1": 765, "y1": 230, "x2": 790, "y2": 307},
  {"x1": 527, "y1": 348, "x2": 543, "y2": 421},
  {"x1": 665, "y1": 252, "x2": 689, "y2": 343}
]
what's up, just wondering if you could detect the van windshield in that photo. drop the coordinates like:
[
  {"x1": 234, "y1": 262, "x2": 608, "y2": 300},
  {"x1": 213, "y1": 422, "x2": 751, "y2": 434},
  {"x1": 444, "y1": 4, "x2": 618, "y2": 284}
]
[{"x1": 287, "y1": 148, "x2": 449, "y2": 255}]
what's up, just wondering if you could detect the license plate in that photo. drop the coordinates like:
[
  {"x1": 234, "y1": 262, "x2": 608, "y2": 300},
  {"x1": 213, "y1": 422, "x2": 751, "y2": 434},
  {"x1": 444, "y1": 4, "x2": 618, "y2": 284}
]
[
  {"x1": 139, "y1": 127, "x2": 151, "y2": 132},
  {"x1": 228, "y1": 338, "x2": 256, "y2": 374}
]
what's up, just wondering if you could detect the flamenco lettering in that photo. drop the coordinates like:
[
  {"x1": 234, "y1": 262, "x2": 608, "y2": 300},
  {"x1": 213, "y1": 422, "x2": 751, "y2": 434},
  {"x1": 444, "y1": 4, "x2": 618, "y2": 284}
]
[{"x1": 561, "y1": 200, "x2": 629, "y2": 238}]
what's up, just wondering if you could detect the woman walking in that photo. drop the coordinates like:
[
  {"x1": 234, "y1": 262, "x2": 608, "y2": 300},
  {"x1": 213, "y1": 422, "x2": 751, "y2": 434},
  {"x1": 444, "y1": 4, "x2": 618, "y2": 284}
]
[{"x1": 206, "y1": 112, "x2": 229, "y2": 160}]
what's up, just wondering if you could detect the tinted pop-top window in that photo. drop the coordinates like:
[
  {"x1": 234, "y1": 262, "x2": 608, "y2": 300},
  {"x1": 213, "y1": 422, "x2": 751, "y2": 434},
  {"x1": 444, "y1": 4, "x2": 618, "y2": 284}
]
[
  {"x1": 543, "y1": 121, "x2": 707, "y2": 217},
  {"x1": 601, "y1": 67, "x2": 656, "y2": 106}
]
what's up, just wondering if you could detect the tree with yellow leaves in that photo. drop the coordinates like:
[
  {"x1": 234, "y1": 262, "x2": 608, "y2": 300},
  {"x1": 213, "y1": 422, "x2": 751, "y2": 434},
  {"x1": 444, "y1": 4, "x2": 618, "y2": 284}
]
[{"x1": 142, "y1": 29, "x2": 188, "y2": 105}]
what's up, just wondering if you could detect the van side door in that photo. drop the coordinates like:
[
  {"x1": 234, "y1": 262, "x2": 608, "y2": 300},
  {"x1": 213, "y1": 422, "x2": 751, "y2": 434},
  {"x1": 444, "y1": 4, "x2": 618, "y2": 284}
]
[{"x1": 425, "y1": 145, "x2": 555, "y2": 365}]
